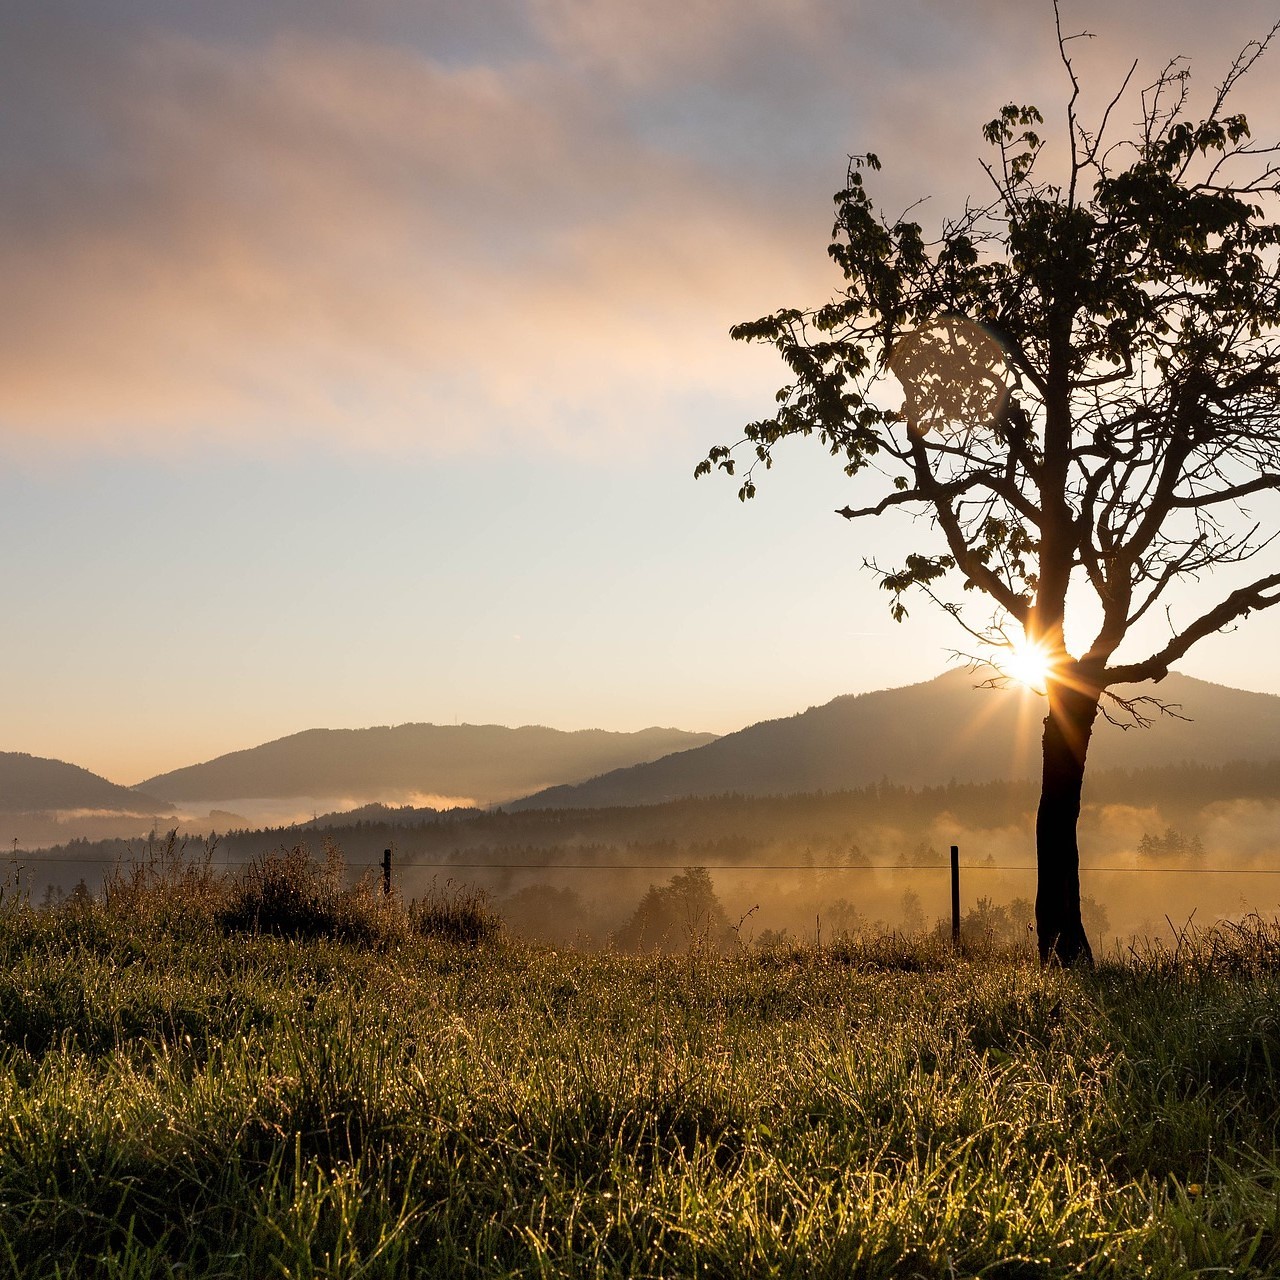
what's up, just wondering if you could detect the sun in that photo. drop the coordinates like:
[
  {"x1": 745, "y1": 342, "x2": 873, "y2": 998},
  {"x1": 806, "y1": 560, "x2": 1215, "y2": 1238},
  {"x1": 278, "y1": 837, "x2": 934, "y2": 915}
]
[{"x1": 1003, "y1": 638, "x2": 1052, "y2": 692}]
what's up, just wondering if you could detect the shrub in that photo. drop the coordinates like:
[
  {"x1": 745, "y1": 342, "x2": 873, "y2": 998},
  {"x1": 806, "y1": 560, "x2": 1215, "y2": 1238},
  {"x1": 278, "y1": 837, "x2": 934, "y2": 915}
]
[{"x1": 218, "y1": 842, "x2": 394, "y2": 944}]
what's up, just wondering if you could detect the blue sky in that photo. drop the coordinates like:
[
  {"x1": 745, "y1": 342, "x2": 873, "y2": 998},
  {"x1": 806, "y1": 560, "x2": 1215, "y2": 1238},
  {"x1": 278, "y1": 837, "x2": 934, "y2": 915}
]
[{"x1": 2, "y1": 0, "x2": 1278, "y2": 782}]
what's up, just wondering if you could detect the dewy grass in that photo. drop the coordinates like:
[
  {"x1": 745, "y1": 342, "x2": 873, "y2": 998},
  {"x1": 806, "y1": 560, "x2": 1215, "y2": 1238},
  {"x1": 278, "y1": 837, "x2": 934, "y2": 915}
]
[
  {"x1": 408, "y1": 879, "x2": 502, "y2": 946},
  {"x1": 3, "y1": 896, "x2": 1280, "y2": 1276}
]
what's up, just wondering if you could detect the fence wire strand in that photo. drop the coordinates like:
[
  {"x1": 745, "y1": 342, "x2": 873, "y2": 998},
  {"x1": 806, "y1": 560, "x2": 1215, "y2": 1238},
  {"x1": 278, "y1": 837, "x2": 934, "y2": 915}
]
[{"x1": 9, "y1": 855, "x2": 1280, "y2": 875}]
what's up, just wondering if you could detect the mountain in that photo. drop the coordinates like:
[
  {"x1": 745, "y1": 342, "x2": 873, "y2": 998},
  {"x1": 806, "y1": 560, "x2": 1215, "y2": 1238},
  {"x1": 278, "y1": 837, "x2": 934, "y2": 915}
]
[
  {"x1": 138, "y1": 724, "x2": 718, "y2": 807},
  {"x1": 0, "y1": 752, "x2": 172, "y2": 815},
  {"x1": 509, "y1": 669, "x2": 1280, "y2": 809}
]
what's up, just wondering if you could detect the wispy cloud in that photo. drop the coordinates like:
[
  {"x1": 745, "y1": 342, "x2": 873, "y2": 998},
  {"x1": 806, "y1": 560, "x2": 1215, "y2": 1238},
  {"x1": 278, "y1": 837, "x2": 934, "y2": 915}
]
[
  {"x1": 0, "y1": 26, "x2": 825, "y2": 455},
  {"x1": 1, "y1": 0, "x2": 1275, "y2": 455}
]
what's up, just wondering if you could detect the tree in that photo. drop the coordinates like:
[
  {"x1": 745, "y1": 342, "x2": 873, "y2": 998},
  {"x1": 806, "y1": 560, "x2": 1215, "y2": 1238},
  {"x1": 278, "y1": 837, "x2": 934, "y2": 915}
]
[
  {"x1": 1137, "y1": 827, "x2": 1205, "y2": 863},
  {"x1": 698, "y1": 11, "x2": 1280, "y2": 964},
  {"x1": 614, "y1": 866, "x2": 733, "y2": 952}
]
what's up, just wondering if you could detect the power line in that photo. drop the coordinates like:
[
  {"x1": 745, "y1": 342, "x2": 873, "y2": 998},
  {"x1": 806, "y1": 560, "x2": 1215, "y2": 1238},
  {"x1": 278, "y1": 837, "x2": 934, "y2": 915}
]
[{"x1": 9, "y1": 856, "x2": 1280, "y2": 875}]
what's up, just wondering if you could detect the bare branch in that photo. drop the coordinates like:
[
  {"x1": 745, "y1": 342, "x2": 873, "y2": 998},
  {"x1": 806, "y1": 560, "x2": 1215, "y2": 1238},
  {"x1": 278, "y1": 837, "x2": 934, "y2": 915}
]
[
  {"x1": 1098, "y1": 690, "x2": 1191, "y2": 729},
  {"x1": 1209, "y1": 19, "x2": 1280, "y2": 119},
  {"x1": 908, "y1": 437, "x2": 1031, "y2": 621},
  {"x1": 1085, "y1": 60, "x2": 1139, "y2": 168},
  {"x1": 836, "y1": 490, "x2": 919, "y2": 520},
  {"x1": 1104, "y1": 571, "x2": 1280, "y2": 685},
  {"x1": 1172, "y1": 474, "x2": 1280, "y2": 509}
]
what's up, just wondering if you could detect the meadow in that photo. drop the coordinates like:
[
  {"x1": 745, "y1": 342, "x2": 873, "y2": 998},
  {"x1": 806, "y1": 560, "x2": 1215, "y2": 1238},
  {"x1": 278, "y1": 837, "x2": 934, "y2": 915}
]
[{"x1": 3, "y1": 849, "x2": 1280, "y2": 1277}]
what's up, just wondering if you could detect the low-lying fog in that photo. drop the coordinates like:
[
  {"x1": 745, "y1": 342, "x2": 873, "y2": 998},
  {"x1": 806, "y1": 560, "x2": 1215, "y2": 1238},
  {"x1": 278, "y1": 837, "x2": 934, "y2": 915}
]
[{"x1": 18, "y1": 770, "x2": 1280, "y2": 953}]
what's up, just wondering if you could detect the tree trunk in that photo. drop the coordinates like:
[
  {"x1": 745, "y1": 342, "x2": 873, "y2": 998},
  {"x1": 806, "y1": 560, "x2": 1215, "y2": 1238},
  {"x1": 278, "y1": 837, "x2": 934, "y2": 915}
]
[{"x1": 1035, "y1": 676, "x2": 1100, "y2": 965}]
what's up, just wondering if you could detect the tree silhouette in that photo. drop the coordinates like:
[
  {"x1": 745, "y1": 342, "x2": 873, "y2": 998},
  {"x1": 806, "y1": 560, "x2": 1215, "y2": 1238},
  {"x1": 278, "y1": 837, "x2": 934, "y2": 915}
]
[
  {"x1": 699, "y1": 11, "x2": 1280, "y2": 963},
  {"x1": 614, "y1": 866, "x2": 733, "y2": 952}
]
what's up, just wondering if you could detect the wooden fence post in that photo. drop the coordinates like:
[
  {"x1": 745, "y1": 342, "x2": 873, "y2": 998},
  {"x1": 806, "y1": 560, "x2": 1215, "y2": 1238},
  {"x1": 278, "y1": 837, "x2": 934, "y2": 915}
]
[
  {"x1": 950, "y1": 844, "x2": 960, "y2": 950},
  {"x1": 382, "y1": 848, "x2": 392, "y2": 898}
]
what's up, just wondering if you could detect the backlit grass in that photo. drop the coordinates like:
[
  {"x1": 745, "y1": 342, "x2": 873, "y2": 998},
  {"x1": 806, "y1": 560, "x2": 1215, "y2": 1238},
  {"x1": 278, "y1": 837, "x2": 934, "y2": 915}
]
[{"x1": 2, "y1": 871, "x2": 1280, "y2": 1276}]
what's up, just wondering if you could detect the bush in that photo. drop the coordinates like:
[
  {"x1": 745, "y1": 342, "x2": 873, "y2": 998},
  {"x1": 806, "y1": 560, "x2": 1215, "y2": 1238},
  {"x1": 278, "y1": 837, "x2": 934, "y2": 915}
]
[{"x1": 218, "y1": 843, "x2": 394, "y2": 944}]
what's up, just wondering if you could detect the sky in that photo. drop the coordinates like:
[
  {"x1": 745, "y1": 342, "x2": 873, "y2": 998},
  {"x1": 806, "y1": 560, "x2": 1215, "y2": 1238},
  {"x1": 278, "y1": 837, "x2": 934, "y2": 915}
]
[{"x1": 2, "y1": 0, "x2": 1279, "y2": 784}]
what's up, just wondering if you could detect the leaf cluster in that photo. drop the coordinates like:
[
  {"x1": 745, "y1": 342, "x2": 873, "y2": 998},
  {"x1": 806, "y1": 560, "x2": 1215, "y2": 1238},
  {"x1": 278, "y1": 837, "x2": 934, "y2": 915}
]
[{"x1": 699, "y1": 22, "x2": 1280, "y2": 694}]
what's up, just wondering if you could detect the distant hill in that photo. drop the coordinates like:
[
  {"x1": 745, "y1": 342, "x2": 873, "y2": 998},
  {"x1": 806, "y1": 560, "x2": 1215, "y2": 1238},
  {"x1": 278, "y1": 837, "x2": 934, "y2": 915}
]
[
  {"x1": 138, "y1": 724, "x2": 718, "y2": 807},
  {"x1": 510, "y1": 669, "x2": 1280, "y2": 809},
  {"x1": 300, "y1": 802, "x2": 480, "y2": 828},
  {"x1": 0, "y1": 752, "x2": 172, "y2": 815}
]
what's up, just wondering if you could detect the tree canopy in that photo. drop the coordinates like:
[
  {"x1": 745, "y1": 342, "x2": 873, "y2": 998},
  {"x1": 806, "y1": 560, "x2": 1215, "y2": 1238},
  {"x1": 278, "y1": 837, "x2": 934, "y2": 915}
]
[{"x1": 699, "y1": 12, "x2": 1280, "y2": 963}]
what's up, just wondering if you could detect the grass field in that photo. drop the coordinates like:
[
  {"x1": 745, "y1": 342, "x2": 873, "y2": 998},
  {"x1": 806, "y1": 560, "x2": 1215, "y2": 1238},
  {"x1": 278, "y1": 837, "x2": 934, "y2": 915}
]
[{"x1": 3, "y1": 854, "x2": 1280, "y2": 1277}]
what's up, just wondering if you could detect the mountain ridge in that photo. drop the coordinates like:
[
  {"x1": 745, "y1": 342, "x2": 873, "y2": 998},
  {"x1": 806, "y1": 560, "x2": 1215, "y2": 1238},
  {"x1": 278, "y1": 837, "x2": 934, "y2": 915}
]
[
  {"x1": 508, "y1": 668, "x2": 1280, "y2": 809},
  {"x1": 12, "y1": 668, "x2": 1280, "y2": 821},
  {"x1": 0, "y1": 752, "x2": 173, "y2": 815},
  {"x1": 138, "y1": 722, "x2": 719, "y2": 806}
]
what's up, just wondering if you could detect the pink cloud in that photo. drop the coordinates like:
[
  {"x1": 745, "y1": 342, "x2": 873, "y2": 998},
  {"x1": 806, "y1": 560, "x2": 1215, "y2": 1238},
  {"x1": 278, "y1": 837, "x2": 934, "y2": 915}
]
[
  {"x1": 0, "y1": 31, "x2": 831, "y2": 455},
  {"x1": 2, "y1": 1, "x2": 1275, "y2": 456}
]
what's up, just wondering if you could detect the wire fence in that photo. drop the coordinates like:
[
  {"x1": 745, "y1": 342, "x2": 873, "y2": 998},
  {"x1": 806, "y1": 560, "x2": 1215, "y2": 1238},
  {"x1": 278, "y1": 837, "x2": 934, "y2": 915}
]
[
  {"x1": 15, "y1": 843, "x2": 1280, "y2": 947},
  {"x1": 10, "y1": 854, "x2": 1280, "y2": 874}
]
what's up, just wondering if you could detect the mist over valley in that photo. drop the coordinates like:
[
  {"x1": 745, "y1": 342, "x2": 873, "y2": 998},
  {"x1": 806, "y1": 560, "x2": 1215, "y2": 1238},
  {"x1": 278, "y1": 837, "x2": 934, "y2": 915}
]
[{"x1": 12, "y1": 670, "x2": 1280, "y2": 949}]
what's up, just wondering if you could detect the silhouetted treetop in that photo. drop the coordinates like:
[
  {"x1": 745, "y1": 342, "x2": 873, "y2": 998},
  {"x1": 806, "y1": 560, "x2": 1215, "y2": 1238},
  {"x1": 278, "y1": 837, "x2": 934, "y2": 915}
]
[{"x1": 699, "y1": 8, "x2": 1280, "y2": 964}]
